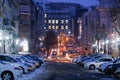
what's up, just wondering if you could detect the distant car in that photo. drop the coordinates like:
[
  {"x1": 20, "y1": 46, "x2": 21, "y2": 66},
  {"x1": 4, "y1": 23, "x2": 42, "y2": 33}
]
[
  {"x1": 0, "y1": 60, "x2": 22, "y2": 80},
  {"x1": 63, "y1": 50, "x2": 79, "y2": 58},
  {"x1": 84, "y1": 58, "x2": 113, "y2": 70}
]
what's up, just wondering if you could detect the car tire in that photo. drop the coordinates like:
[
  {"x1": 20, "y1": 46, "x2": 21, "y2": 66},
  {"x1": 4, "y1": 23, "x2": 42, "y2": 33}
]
[
  {"x1": 104, "y1": 68, "x2": 112, "y2": 75},
  {"x1": 2, "y1": 72, "x2": 14, "y2": 80},
  {"x1": 113, "y1": 72, "x2": 120, "y2": 78},
  {"x1": 89, "y1": 65, "x2": 95, "y2": 70}
]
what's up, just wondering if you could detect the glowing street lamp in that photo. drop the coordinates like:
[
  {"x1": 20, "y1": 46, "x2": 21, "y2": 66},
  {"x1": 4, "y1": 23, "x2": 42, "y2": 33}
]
[
  {"x1": 106, "y1": 40, "x2": 109, "y2": 44},
  {"x1": 112, "y1": 40, "x2": 115, "y2": 43},
  {"x1": 102, "y1": 42, "x2": 105, "y2": 45},
  {"x1": 116, "y1": 38, "x2": 120, "y2": 42}
]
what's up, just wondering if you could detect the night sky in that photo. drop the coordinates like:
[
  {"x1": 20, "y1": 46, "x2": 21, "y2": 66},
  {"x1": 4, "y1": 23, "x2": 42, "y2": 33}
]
[{"x1": 34, "y1": 0, "x2": 99, "y2": 7}]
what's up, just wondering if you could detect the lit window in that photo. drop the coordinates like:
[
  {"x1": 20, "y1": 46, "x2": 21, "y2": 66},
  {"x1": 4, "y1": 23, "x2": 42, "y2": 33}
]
[
  {"x1": 44, "y1": 14, "x2": 47, "y2": 18},
  {"x1": 56, "y1": 20, "x2": 58, "y2": 24},
  {"x1": 61, "y1": 20, "x2": 64, "y2": 24},
  {"x1": 48, "y1": 20, "x2": 51, "y2": 24},
  {"x1": 20, "y1": 5, "x2": 30, "y2": 14},
  {"x1": 44, "y1": 20, "x2": 47, "y2": 23},
  {"x1": 44, "y1": 27, "x2": 46, "y2": 29},
  {"x1": 66, "y1": 20, "x2": 68, "y2": 24},
  {"x1": 52, "y1": 20, "x2": 55, "y2": 24},
  {"x1": 52, "y1": 26, "x2": 55, "y2": 29},
  {"x1": 49, "y1": 26, "x2": 51, "y2": 29},
  {"x1": 66, "y1": 26, "x2": 68, "y2": 29},
  {"x1": 56, "y1": 26, "x2": 58, "y2": 29},
  {"x1": 61, "y1": 26, "x2": 64, "y2": 29}
]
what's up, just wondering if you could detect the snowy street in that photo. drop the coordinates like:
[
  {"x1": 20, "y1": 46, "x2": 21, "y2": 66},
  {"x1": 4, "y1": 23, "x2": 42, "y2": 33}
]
[{"x1": 13, "y1": 61, "x2": 118, "y2": 80}]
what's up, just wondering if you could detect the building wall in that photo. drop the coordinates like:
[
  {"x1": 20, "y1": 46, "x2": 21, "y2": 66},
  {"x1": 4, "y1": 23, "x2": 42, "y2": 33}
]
[
  {"x1": 97, "y1": 0, "x2": 120, "y2": 55},
  {"x1": 0, "y1": 0, "x2": 19, "y2": 53},
  {"x1": 18, "y1": 0, "x2": 33, "y2": 52},
  {"x1": 81, "y1": 6, "x2": 99, "y2": 54}
]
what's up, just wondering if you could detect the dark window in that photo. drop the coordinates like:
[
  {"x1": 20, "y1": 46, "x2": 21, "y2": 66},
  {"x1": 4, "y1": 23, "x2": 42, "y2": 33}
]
[
  {"x1": 118, "y1": 0, "x2": 120, "y2": 3},
  {"x1": 98, "y1": 59, "x2": 112, "y2": 62},
  {"x1": 0, "y1": 55, "x2": 17, "y2": 63}
]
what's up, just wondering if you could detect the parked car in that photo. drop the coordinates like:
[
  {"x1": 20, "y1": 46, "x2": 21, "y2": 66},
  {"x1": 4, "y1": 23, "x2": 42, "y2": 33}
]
[
  {"x1": 24, "y1": 54, "x2": 43, "y2": 65},
  {"x1": 0, "y1": 54, "x2": 33, "y2": 74},
  {"x1": 0, "y1": 60, "x2": 23, "y2": 80},
  {"x1": 113, "y1": 67, "x2": 120, "y2": 78},
  {"x1": 17, "y1": 56, "x2": 36, "y2": 70},
  {"x1": 84, "y1": 58, "x2": 113, "y2": 70},
  {"x1": 79, "y1": 54, "x2": 112, "y2": 67},
  {"x1": 72, "y1": 55, "x2": 88, "y2": 63},
  {"x1": 98, "y1": 58, "x2": 120, "y2": 72},
  {"x1": 20, "y1": 55, "x2": 40, "y2": 68},
  {"x1": 104, "y1": 63, "x2": 120, "y2": 75},
  {"x1": 12, "y1": 55, "x2": 35, "y2": 72}
]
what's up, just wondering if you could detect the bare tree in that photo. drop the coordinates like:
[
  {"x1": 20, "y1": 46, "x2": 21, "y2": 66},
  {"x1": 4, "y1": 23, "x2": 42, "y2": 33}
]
[{"x1": 44, "y1": 30, "x2": 58, "y2": 57}]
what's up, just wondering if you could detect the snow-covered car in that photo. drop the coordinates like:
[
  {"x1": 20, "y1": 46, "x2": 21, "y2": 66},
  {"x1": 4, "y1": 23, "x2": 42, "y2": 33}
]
[
  {"x1": 0, "y1": 60, "x2": 23, "y2": 80},
  {"x1": 84, "y1": 58, "x2": 113, "y2": 70},
  {"x1": 72, "y1": 55, "x2": 88, "y2": 63},
  {"x1": 20, "y1": 55, "x2": 40, "y2": 68},
  {"x1": 0, "y1": 54, "x2": 33, "y2": 74},
  {"x1": 13, "y1": 55, "x2": 35, "y2": 72},
  {"x1": 17, "y1": 57, "x2": 36, "y2": 70},
  {"x1": 98, "y1": 58, "x2": 120, "y2": 72},
  {"x1": 24, "y1": 54, "x2": 43, "y2": 66},
  {"x1": 79, "y1": 54, "x2": 112, "y2": 67}
]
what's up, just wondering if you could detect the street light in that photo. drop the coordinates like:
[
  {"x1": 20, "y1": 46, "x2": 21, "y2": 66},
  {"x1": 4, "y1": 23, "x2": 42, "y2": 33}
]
[
  {"x1": 106, "y1": 40, "x2": 109, "y2": 44},
  {"x1": 116, "y1": 38, "x2": 120, "y2": 42},
  {"x1": 57, "y1": 36, "x2": 60, "y2": 56}
]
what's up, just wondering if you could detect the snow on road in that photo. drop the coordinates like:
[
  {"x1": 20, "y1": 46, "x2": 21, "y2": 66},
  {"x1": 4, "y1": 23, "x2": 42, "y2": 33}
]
[{"x1": 18, "y1": 64, "x2": 46, "y2": 80}]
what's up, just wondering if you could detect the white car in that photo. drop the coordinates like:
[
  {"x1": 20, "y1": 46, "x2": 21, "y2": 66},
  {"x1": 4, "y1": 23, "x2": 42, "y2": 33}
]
[
  {"x1": 84, "y1": 58, "x2": 113, "y2": 70},
  {"x1": 0, "y1": 61, "x2": 23, "y2": 80},
  {"x1": 0, "y1": 54, "x2": 32, "y2": 74},
  {"x1": 98, "y1": 58, "x2": 120, "y2": 72}
]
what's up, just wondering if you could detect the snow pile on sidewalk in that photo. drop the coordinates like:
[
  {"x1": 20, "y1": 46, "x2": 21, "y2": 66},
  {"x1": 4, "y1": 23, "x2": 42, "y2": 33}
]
[{"x1": 18, "y1": 64, "x2": 46, "y2": 80}]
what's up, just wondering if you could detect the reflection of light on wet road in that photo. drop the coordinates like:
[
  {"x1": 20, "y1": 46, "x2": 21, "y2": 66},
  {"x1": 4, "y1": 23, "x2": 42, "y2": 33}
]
[{"x1": 47, "y1": 54, "x2": 72, "y2": 63}]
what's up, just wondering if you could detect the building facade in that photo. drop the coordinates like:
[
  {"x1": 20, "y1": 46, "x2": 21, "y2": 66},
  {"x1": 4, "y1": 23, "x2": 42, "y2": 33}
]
[
  {"x1": 97, "y1": 0, "x2": 120, "y2": 56},
  {"x1": 0, "y1": 0, "x2": 19, "y2": 53},
  {"x1": 81, "y1": 6, "x2": 100, "y2": 54},
  {"x1": 18, "y1": 0, "x2": 36, "y2": 53},
  {"x1": 43, "y1": 2, "x2": 87, "y2": 37}
]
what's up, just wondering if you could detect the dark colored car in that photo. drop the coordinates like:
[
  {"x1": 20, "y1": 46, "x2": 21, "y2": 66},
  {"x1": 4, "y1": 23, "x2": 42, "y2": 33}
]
[{"x1": 105, "y1": 63, "x2": 120, "y2": 75}]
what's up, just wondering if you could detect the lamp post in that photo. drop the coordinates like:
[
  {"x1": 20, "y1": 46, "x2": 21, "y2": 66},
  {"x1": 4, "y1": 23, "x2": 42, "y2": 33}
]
[{"x1": 57, "y1": 36, "x2": 60, "y2": 56}]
